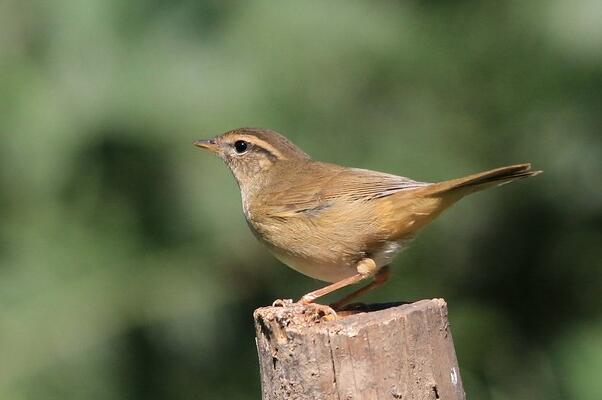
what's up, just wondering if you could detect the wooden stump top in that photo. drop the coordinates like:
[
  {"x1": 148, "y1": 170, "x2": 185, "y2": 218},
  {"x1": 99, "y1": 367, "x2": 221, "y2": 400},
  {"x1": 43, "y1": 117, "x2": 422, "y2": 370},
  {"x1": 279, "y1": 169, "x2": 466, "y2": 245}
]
[{"x1": 254, "y1": 299, "x2": 465, "y2": 400}]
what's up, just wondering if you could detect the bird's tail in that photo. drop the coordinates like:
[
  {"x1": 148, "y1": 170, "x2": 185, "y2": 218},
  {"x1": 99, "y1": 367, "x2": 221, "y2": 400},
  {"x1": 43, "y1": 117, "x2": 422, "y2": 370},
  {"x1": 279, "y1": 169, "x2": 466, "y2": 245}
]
[
  {"x1": 385, "y1": 163, "x2": 541, "y2": 239},
  {"x1": 421, "y1": 163, "x2": 541, "y2": 198}
]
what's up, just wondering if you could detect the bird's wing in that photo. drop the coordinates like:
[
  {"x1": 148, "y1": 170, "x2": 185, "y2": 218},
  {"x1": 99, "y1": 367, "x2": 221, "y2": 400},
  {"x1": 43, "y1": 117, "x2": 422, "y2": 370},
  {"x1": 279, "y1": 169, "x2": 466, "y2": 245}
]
[{"x1": 258, "y1": 162, "x2": 429, "y2": 218}]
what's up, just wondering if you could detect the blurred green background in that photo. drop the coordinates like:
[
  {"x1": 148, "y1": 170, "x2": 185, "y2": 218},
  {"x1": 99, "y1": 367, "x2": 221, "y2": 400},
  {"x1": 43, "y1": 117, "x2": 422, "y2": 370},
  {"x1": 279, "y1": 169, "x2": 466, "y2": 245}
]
[{"x1": 1, "y1": 0, "x2": 601, "y2": 399}]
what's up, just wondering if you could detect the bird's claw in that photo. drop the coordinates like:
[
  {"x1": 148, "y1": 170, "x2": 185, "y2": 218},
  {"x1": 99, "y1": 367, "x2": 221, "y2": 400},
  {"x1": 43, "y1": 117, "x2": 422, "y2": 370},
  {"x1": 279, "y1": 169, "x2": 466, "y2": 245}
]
[
  {"x1": 305, "y1": 302, "x2": 338, "y2": 321},
  {"x1": 272, "y1": 298, "x2": 293, "y2": 307}
]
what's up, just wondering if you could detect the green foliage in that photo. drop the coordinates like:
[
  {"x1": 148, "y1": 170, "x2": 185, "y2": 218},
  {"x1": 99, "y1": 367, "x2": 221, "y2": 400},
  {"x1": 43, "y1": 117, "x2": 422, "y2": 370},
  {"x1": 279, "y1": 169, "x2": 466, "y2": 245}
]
[{"x1": 1, "y1": 1, "x2": 601, "y2": 399}]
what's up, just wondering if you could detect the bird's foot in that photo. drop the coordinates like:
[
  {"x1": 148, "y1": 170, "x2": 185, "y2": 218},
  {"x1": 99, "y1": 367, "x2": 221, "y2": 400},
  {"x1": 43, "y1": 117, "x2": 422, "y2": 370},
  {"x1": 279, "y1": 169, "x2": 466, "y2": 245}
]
[
  {"x1": 272, "y1": 298, "x2": 337, "y2": 321},
  {"x1": 307, "y1": 303, "x2": 337, "y2": 321},
  {"x1": 295, "y1": 297, "x2": 337, "y2": 321}
]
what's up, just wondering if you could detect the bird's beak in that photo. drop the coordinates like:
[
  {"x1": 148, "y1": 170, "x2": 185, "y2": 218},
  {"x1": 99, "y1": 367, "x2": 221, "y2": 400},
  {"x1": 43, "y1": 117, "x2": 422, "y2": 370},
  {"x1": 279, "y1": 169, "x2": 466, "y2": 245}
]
[{"x1": 193, "y1": 139, "x2": 219, "y2": 153}]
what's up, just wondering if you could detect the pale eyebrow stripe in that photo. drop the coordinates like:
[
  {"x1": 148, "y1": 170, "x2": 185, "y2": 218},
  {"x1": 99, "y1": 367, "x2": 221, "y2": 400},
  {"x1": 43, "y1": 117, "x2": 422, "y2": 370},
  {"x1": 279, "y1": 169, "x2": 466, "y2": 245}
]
[{"x1": 239, "y1": 136, "x2": 286, "y2": 160}]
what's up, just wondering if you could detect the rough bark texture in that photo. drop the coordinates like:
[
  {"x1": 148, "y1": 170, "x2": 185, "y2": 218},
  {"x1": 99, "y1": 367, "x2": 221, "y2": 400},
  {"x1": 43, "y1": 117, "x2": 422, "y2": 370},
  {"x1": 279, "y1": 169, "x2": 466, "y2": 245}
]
[{"x1": 254, "y1": 299, "x2": 465, "y2": 400}]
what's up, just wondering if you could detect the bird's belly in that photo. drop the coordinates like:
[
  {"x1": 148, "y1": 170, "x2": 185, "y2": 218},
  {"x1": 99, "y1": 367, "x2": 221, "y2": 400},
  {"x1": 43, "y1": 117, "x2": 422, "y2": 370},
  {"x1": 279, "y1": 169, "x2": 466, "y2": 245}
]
[
  {"x1": 245, "y1": 213, "x2": 411, "y2": 283},
  {"x1": 266, "y1": 239, "x2": 411, "y2": 283},
  {"x1": 268, "y1": 248, "x2": 358, "y2": 283}
]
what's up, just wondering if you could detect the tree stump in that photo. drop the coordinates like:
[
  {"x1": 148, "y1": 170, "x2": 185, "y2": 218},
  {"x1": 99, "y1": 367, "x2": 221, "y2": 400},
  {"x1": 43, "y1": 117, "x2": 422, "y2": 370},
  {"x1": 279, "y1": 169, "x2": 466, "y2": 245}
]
[{"x1": 254, "y1": 298, "x2": 465, "y2": 400}]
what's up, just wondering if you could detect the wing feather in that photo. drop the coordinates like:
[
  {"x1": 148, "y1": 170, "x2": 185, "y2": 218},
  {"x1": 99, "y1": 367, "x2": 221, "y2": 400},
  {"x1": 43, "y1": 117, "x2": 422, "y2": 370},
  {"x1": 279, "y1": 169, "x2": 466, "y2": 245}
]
[{"x1": 256, "y1": 162, "x2": 429, "y2": 218}]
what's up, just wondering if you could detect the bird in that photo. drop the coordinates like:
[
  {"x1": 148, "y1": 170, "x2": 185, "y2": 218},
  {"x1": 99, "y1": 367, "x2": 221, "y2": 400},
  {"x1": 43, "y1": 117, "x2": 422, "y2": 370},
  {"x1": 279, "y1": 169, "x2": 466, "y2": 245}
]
[{"x1": 194, "y1": 127, "x2": 540, "y2": 309}]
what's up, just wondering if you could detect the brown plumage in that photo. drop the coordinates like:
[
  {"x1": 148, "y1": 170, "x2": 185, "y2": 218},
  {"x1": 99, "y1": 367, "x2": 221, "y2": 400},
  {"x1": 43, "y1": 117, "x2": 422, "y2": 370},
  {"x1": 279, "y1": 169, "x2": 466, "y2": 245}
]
[{"x1": 195, "y1": 128, "x2": 541, "y2": 307}]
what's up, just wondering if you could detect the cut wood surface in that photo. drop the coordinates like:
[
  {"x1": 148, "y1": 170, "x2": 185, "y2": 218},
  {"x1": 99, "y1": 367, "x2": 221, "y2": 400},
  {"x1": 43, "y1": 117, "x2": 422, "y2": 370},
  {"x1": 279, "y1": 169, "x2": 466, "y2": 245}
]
[{"x1": 254, "y1": 299, "x2": 465, "y2": 400}]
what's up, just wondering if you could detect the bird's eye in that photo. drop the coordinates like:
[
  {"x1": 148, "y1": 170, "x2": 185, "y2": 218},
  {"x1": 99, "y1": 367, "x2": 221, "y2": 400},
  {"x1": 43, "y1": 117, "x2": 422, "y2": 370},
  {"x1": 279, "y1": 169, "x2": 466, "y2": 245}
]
[{"x1": 234, "y1": 140, "x2": 248, "y2": 154}]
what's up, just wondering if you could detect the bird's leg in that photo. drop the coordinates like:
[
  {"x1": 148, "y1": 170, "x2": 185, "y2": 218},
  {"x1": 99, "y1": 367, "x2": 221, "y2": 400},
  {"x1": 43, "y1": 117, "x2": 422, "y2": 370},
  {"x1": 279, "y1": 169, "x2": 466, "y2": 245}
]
[
  {"x1": 330, "y1": 265, "x2": 391, "y2": 310},
  {"x1": 298, "y1": 258, "x2": 377, "y2": 305}
]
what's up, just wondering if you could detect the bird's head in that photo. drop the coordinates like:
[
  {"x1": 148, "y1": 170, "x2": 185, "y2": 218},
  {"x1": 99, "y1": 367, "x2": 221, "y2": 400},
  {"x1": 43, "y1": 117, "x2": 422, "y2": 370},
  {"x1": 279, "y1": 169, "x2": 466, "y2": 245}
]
[{"x1": 194, "y1": 127, "x2": 310, "y2": 188}]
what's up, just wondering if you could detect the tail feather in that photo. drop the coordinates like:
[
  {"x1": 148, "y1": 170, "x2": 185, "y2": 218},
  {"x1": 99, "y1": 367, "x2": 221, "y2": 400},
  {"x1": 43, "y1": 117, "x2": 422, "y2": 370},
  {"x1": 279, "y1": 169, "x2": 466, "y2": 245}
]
[
  {"x1": 386, "y1": 163, "x2": 540, "y2": 239},
  {"x1": 422, "y1": 163, "x2": 541, "y2": 197}
]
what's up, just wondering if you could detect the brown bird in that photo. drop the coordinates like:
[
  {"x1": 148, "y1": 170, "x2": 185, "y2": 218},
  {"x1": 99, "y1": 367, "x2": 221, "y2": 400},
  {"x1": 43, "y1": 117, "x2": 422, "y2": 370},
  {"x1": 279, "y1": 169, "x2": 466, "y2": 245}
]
[{"x1": 195, "y1": 128, "x2": 540, "y2": 309}]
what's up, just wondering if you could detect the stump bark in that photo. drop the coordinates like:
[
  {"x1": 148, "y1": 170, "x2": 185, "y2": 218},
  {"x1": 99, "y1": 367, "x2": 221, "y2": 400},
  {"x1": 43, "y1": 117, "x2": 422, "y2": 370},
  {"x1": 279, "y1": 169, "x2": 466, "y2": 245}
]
[{"x1": 254, "y1": 298, "x2": 465, "y2": 400}]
